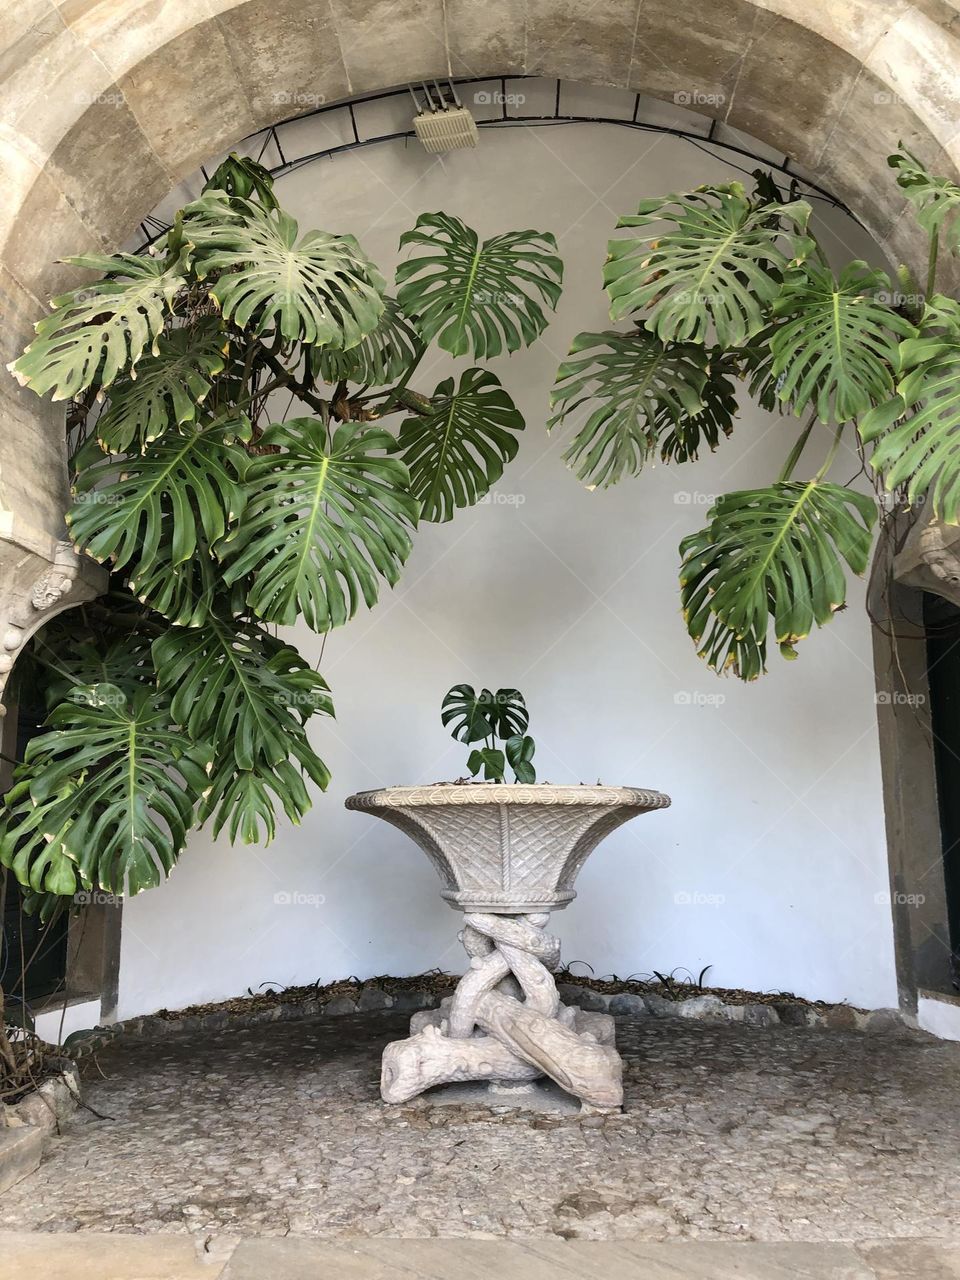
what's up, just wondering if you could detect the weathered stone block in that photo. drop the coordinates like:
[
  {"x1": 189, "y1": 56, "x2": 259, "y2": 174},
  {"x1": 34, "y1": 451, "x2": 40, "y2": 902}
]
[
  {"x1": 608, "y1": 993, "x2": 648, "y2": 1016},
  {"x1": 323, "y1": 996, "x2": 358, "y2": 1016},
  {"x1": 676, "y1": 994, "x2": 726, "y2": 1020},
  {"x1": 0, "y1": 1125, "x2": 42, "y2": 1194},
  {"x1": 329, "y1": 0, "x2": 447, "y2": 96},
  {"x1": 216, "y1": 0, "x2": 350, "y2": 131},
  {"x1": 357, "y1": 987, "x2": 394, "y2": 1012},
  {"x1": 742, "y1": 1003, "x2": 780, "y2": 1027}
]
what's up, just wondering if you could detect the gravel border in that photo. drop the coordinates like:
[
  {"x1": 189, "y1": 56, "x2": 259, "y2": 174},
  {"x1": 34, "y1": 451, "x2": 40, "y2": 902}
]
[{"x1": 56, "y1": 981, "x2": 910, "y2": 1060}]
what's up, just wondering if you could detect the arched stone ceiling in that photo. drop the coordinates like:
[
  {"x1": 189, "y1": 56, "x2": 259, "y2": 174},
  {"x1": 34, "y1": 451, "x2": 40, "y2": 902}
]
[{"x1": 0, "y1": 0, "x2": 958, "y2": 556}]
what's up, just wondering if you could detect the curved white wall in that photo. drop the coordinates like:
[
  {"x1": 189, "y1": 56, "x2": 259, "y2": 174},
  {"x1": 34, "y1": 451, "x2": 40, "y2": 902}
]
[{"x1": 116, "y1": 82, "x2": 898, "y2": 1017}]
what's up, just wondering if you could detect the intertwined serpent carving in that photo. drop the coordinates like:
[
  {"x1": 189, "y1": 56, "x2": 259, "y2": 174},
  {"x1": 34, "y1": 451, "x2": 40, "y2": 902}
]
[{"x1": 381, "y1": 911, "x2": 623, "y2": 1111}]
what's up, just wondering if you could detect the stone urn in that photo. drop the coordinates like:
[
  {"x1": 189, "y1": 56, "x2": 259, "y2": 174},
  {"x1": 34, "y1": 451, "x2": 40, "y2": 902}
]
[{"x1": 345, "y1": 783, "x2": 670, "y2": 1112}]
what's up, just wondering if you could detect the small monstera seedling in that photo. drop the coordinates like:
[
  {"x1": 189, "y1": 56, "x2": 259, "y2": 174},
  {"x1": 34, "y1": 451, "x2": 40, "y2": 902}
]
[{"x1": 441, "y1": 684, "x2": 537, "y2": 783}]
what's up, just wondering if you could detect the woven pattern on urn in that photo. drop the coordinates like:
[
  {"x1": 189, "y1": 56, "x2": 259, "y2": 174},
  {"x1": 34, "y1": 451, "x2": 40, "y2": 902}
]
[{"x1": 345, "y1": 785, "x2": 670, "y2": 912}]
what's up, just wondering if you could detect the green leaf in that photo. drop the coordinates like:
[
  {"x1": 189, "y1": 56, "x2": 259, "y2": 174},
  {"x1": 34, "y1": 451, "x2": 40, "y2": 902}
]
[
  {"x1": 660, "y1": 350, "x2": 739, "y2": 464},
  {"x1": 505, "y1": 733, "x2": 536, "y2": 783},
  {"x1": 889, "y1": 147, "x2": 960, "y2": 256},
  {"x1": 769, "y1": 261, "x2": 914, "y2": 424},
  {"x1": 442, "y1": 684, "x2": 496, "y2": 743},
  {"x1": 309, "y1": 297, "x2": 421, "y2": 386},
  {"x1": 489, "y1": 688, "x2": 529, "y2": 740},
  {"x1": 397, "y1": 368, "x2": 524, "y2": 522},
  {"x1": 95, "y1": 326, "x2": 227, "y2": 454},
  {"x1": 186, "y1": 192, "x2": 386, "y2": 347},
  {"x1": 221, "y1": 418, "x2": 418, "y2": 631},
  {"x1": 0, "y1": 688, "x2": 211, "y2": 898},
  {"x1": 396, "y1": 213, "x2": 563, "y2": 358},
  {"x1": 860, "y1": 296, "x2": 960, "y2": 519},
  {"x1": 8, "y1": 252, "x2": 187, "y2": 401},
  {"x1": 153, "y1": 617, "x2": 332, "y2": 772},
  {"x1": 548, "y1": 330, "x2": 734, "y2": 487},
  {"x1": 604, "y1": 184, "x2": 811, "y2": 347},
  {"x1": 467, "y1": 747, "x2": 506, "y2": 782},
  {"x1": 203, "y1": 152, "x2": 278, "y2": 210},
  {"x1": 199, "y1": 749, "x2": 324, "y2": 844},
  {"x1": 153, "y1": 618, "x2": 332, "y2": 841},
  {"x1": 680, "y1": 481, "x2": 876, "y2": 680},
  {"x1": 67, "y1": 419, "x2": 250, "y2": 621}
]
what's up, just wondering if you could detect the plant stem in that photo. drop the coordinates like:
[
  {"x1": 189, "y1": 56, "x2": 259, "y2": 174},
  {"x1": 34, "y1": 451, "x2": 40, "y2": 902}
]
[
  {"x1": 815, "y1": 422, "x2": 846, "y2": 482},
  {"x1": 778, "y1": 412, "x2": 818, "y2": 482},
  {"x1": 927, "y1": 229, "x2": 940, "y2": 300},
  {"x1": 361, "y1": 340, "x2": 429, "y2": 414}
]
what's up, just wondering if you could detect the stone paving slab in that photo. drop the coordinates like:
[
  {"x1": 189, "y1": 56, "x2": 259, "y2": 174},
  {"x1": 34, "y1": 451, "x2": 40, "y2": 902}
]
[
  {"x1": 0, "y1": 1231, "x2": 216, "y2": 1280},
  {"x1": 859, "y1": 1240, "x2": 960, "y2": 1279},
  {"x1": 222, "y1": 1238, "x2": 875, "y2": 1278},
  {"x1": 2, "y1": 1235, "x2": 959, "y2": 1279},
  {"x1": 0, "y1": 1127, "x2": 41, "y2": 1194}
]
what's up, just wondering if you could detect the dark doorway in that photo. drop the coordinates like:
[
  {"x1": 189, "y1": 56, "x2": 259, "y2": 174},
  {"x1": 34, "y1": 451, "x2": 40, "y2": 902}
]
[
  {"x1": 0, "y1": 669, "x2": 68, "y2": 1008},
  {"x1": 924, "y1": 591, "x2": 960, "y2": 988}
]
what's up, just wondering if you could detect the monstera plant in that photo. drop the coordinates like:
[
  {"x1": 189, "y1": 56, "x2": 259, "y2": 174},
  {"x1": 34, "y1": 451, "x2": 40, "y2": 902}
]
[
  {"x1": 3, "y1": 145, "x2": 959, "y2": 915},
  {"x1": 1, "y1": 154, "x2": 563, "y2": 912},
  {"x1": 549, "y1": 149, "x2": 960, "y2": 679}
]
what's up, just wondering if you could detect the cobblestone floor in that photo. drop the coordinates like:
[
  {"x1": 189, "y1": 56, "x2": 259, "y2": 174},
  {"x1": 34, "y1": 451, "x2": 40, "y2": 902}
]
[{"x1": 3, "y1": 1011, "x2": 959, "y2": 1242}]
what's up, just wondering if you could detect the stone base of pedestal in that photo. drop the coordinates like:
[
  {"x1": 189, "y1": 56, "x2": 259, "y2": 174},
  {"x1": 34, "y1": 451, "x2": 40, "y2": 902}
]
[
  {"x1": 379, "y1": 912, "x2": 624, "y2": 1113},
  {"x1": 407, "y1": 1076, "x2": 583, "y2": 1115}
]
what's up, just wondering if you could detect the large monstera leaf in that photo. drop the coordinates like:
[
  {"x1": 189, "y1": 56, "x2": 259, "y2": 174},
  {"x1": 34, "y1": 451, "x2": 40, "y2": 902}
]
[
  {"x1": 860, "y1": 297, "x2": 960, "y2": 519},
  {"x1": 680, "y1": 481, "x2": 876, "y2": 680},
  {"x1": 185, "y1": 193, "x2": 386, "y2": 347},
  {"x1": 67, "y1": 419, "x2": 250, "y2": 620},
  {"x1": 604, "y1": 184, "x2": 811, "y2": 347},
  {"x1": 8, "y1": 252, "x2": 187, "y2": 401},
  {"x1": 309, "y1": 297, "x2": 421, "y2": 387},
  {"x1": 889, "y1": 148, "x2": 960, "y2": 256},
  {"x1": 199, "y1": 744, "x2": 328, "y2": 844},
  {"x1": 0, "y1": 687, "x2": 211, "y2": 898},
  {"x1": 153, "y1": 618, "x2": 332, "y2": 841},
  {"x1": 153, "y1": 617, "x2": 331, "y2": 774},
  {"x1": 221, "y1": 419, "x2": 418, "y2": 631},
  {"x1": 396, "y1": 213, "x2": 563, "y2": 358},
  {"x1": 769, "y1": 261, "x2": 914, "y2": 424},
  {"x1": 660, "y1": 350, "x2": 739, "y2": 464},
  {"x1": 397, "y1": 368, "x2": 524, "y2": 521},
  {"x1": 95, "y1": 326, "x2": 227, "y2": 453},
  {"x1": 548, "y1": 330, "x2": 735, "y2": 487}
]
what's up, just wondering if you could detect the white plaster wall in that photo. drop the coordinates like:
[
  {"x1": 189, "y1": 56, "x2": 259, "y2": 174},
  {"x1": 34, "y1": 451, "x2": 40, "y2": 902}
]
[{"x1": 116, "y1": 83, "x2": 899, "y2": 1018}]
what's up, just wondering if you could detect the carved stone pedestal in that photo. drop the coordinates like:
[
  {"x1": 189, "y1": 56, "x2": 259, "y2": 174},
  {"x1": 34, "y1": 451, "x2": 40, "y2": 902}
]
[{"x1": 345, "y1": 784, "x2": 670, "y2": 1112}]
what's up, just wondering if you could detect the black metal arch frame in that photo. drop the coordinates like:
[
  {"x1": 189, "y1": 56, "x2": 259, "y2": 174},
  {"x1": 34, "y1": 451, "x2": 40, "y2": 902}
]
[{"x1": 136, "y1": 75, "x2": 852, "y2": 246}]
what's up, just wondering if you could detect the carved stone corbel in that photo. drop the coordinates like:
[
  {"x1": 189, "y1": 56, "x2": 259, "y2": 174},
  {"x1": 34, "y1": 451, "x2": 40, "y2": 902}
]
[
  {"x1": 893, "y1": 502, "x2": 960, "y2": 608},
  {"x1": 0, "y1": 535, "x2": 106, "y2": 713}
]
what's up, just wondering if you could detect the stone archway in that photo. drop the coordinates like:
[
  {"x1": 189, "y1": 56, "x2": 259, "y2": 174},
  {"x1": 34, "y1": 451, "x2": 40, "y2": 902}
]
[{"x1": 2, "y1": 0, "x2": 959, "y2": 598}]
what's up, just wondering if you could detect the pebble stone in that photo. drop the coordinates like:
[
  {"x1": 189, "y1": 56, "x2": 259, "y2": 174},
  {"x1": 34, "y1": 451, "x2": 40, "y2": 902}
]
[{"x1": 2, "y1": 1011, "x2": 957, "y2": 1242}]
